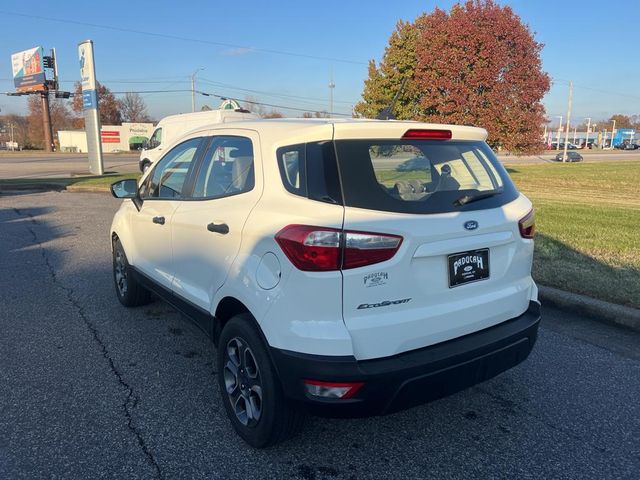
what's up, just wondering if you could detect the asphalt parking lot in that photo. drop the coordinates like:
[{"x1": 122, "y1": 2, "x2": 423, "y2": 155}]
[
  {"x1": 0, "y1": 153, "x2": 139, "y2": 179},
  {"x1": 1, "y1": 190, "x2": 639, "y2": 480}
]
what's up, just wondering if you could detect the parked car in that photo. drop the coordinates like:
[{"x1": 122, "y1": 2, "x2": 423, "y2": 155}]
[
  {"x1": 624, "y1": 143, "x2": 639, "y2": 150},
  {"x1": 110, "y1": 119, "x2": 541, "y2": 447},
  {"x1": 554, "y1": 151, "x2": 583, "y2": 162}
]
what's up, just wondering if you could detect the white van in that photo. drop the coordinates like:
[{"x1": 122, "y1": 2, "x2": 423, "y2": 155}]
[{"x1": 139, "y1": 107, "x2": 259, "y2": 172}]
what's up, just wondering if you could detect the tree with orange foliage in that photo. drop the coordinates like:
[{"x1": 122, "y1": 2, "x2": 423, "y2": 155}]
[{"x1": 355, "y1": 0, "x2": 550, "y2": 153}]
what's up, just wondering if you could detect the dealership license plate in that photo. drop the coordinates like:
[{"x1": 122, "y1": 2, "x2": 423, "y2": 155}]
[{"x1": 448, "y1": 249, "x2": 490, "y2": 288}]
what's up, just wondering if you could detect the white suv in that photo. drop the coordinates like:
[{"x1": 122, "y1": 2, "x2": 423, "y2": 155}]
[{"x1": 110, "y1": 119, "x2": 540, "y2": 447}]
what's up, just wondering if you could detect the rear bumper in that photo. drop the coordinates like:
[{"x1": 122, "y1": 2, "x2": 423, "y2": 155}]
[{"x1": 270, "y1": 301, "x2": 540, "y2": 417}]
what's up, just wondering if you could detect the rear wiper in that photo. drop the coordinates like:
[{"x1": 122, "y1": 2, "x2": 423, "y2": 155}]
[{"x1": 453, "y1": 189, "x2": 502, "y2": 206}]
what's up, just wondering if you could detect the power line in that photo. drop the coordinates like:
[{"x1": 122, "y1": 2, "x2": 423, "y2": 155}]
[
  {"x1": 1, "y1": 88, "x2": 352, "y2": 116},
  {"x1": 0, "y1": 10, "x2": 367, "y2": 66},
  {"x1": 199, "y1": 77, "x2": 356, "y2": 106}
]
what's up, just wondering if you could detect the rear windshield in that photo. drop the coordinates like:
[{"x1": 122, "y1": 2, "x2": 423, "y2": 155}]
[{"x1": 333, "y1": 139, "x2": 519, "y2": 214}]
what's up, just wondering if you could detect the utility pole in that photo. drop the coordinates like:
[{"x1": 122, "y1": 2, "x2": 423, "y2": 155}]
[
  {"x1": 584, "y1": 117, "x2": 592, "y2": 148},
  {"x1": 191, "y1": 67, "x2": 204, "y2": 113},
  {"x1": 41, "y1": 88, "x2": 54, "y2": 152},
  {"x1": 9, "y1": 123, "x2": 15, "y2": 151},
  {"x1": 562, "y1": 81, "x2": 573, "y2": 162}
]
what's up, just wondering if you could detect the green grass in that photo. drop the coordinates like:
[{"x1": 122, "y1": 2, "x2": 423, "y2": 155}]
[{"x1": 509, "y1": 161, "x2": 640, "y2": 308}]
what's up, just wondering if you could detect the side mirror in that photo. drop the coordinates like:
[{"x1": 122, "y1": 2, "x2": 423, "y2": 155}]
[{"x1": 111, "y1": 178, "x2": 139, "y2": 199}]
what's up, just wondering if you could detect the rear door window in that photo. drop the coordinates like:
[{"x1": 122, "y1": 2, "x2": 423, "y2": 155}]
[{"x1": 334, "y1": 139, "x2": 517, "y2": 214}]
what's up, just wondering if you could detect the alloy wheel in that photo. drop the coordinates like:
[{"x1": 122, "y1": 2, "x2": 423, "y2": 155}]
[
  {"x1": 114, "y1": 250, "x2": 128, "y2": 297},
  {"x1": 223, "y1": 337, "x2": 263, "y2": 427}
]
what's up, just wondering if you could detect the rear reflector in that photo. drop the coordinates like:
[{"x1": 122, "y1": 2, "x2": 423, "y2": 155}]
[
  {"x1": 402, "y1": 129, "x2": 452, "y2": 140},
  {"x1": 304, "y1": 380, "x2": 364, "y2": 399},
  {"x1": 275, "y1": 225, "x2": 402, "y2": 272},
  {"x1": 518, "y1": 209, "x2": 535, "y2": 239}
]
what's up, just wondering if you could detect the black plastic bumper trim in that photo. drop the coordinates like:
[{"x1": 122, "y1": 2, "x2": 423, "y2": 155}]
[{"x1": 271, "y1": 301, "x2": 541, "y2": 417}]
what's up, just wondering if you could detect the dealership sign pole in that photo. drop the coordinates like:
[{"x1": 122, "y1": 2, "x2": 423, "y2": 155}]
[{"x1": 78, "y1": 40, "x2": 104, "y2": 175}]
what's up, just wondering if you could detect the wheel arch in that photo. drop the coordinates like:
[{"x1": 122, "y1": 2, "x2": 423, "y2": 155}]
[{"x1": 214, "y1": 296, "x2": 253, "y2": 345}]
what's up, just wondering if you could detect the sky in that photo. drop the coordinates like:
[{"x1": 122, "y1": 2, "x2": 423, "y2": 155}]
[{"x1": 1, "y1": 0, "x2": 639, "y2": 127}]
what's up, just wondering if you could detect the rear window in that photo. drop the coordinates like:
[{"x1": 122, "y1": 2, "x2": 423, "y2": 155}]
[{"x1": 334, "y1": 139, "x2": 518, "y2": 214}]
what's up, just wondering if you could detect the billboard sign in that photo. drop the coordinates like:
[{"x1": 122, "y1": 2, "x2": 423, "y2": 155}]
[
  {"x1": 11, "y1": 46, "x2": 46, "y2": 92},
  {"x1": 78, "y1": 40, "x2": 104, "y2": 175}
]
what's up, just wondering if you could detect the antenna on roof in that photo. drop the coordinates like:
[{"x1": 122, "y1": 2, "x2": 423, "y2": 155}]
[{"x1": 377, "y1": 77, "x2": 407, "y2": 120}]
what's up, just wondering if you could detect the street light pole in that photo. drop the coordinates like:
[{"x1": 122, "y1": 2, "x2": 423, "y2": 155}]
[
  {"x1": 328, "y1": 70, "x2": 335, "y2": 118},
  {"x1": 610, "y1": 119, "x2": 616, "y2": 148},
  {"x1": 191, "y1": 67, "x2": 205, "y2": 113},
  {"x1": 556, "y1": 115, "x2": 563, "y2": 151},
  {"x1": 562, "y1": 81, "x2": 573, "y2": 162},
  {"x1": 584, "y1": 117, "x2": 592, "y2": 149}
]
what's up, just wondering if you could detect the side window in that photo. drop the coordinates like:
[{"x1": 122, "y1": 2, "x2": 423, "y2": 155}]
[
  {"x1": 276, "y1": 142, "x2": 342, "y2": 204},
  {"x1": 149, "y1": 128, "x2": 162, "y2": 148},
  {"x1": 277, "y1": 144, "x2": 306, "y2": 196},
  {"x1": 140, "y1": 137, "x2": 201, "y2": 199},
  {"x1": 192, "y1": 136, "x2": 255, "y2": 199}
]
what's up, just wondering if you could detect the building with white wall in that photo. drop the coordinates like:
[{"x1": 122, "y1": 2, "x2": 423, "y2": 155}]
[{"x1": 58, "y1": 122, "x2": 155, "y2": 153}]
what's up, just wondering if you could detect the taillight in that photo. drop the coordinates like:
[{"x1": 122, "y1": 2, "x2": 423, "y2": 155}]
[
  {"x1": 402, "y1": 129, "x2": 452, "y2": 140},
  {"x1": 343, "y1": 231, "x2": 403, "y2": 269},
  {"x1": 275, "y1": 225, "x2": 403, "y2": 271},
  {"x1": 518, "y1": 209, "x2": 535, "y2": 239}
]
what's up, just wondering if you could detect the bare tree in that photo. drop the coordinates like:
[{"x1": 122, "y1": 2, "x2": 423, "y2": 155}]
[{"x1": 119, "y1": 92, "x2": 150, "y2": 123}]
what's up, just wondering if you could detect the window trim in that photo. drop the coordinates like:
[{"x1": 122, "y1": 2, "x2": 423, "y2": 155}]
[{"x1": 184, "y1": 134, "x2": 257, "y2": 202}]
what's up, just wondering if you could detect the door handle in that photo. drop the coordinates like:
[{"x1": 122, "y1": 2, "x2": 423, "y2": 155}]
[
  {"x1": 152, "y1": 216, "x2": 165, "y2": 225},
  {"x1": 207, "y1": 222, "x2": 229, "y2": 234}
]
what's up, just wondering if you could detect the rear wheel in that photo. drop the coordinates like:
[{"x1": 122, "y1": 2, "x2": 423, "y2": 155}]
[
  {"x1": 217, "y1": 315, "x2": 304, "y2": 448},
  {"x1": 113, "y1": 239, "x2": 153, "y2": 307}
]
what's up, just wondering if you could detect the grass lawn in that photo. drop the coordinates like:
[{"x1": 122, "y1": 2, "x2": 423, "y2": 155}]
[{"x1": 508, "y1": 161, "x2": 639, "y2": 308}]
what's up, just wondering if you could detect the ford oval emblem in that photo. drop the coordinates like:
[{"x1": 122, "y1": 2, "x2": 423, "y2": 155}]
[{"x1": 464, "y1": 220, "x2": 478, "y2": 231}]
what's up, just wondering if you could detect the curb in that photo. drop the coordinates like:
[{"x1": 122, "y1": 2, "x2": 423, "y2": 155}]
[
  {"x1": 538, "y1": 285, "x2": 640, "y2": 332},
  {"x1": 65, "y1": 185, "x2": 110, "y2": 193}
]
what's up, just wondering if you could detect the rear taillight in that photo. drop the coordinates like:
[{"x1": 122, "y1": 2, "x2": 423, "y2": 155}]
[
  {"x1": 275, "y1": 225, "x2": 403, "y2": 272},
  {"x1": 518, "y1": 209, "x2": 535, "y2": 239},
  {"x1": 402, "y1": 129, "x2": 452, "y2": 140}
]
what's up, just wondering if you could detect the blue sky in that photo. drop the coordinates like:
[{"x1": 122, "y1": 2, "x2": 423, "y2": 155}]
[{"x1": 1, "y1": 0, "x2": 639, "y2": 126}]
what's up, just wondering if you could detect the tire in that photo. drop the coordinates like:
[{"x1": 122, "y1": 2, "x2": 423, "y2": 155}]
[
  {"x1": 217, "y1": 314, "x2": 305, "y2": 448},
  {"x1": 112, "y1": 238, "x2": 153, "y2": 307}
]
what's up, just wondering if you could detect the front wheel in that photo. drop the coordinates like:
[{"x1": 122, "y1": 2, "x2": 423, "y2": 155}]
[{"x1": 217, "y1": 315, "x2": 304, "y2": 448}]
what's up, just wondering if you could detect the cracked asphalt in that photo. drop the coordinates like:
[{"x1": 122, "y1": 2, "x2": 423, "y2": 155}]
[{"x1": 1, "y1": 190, "x2": 639, "y2": 480}]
